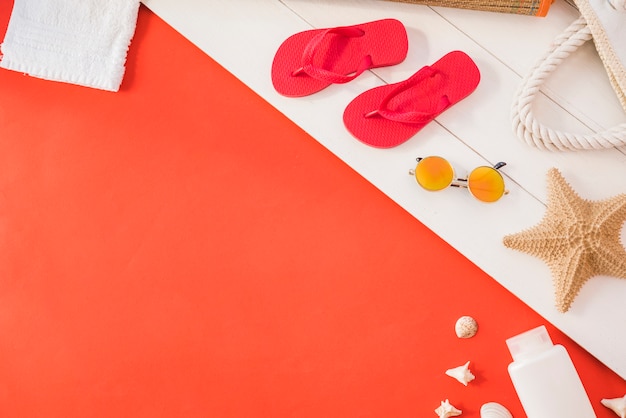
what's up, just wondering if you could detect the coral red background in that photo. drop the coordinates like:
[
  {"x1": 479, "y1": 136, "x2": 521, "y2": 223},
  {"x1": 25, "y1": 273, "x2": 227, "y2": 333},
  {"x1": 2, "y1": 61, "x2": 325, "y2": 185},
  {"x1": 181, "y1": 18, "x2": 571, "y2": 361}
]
[{"x1": 0, "y1": 3, "x2": 624, "y2": 417}]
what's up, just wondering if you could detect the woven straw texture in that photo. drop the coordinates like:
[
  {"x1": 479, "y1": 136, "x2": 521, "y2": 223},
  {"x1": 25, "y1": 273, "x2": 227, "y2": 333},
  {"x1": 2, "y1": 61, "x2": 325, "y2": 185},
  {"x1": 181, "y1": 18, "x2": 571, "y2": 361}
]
[
  {"x1": 574, "y1": 0, "x2": 626, "y2": 111},
  {"x1": 384, "y1": 0, "x2": 552, "y2": 16}
]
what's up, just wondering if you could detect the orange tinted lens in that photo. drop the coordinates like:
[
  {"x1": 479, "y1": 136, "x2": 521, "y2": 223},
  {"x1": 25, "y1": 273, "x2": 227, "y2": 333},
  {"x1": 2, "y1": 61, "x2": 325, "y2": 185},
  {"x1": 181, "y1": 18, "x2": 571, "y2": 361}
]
[
  {"x1": 414, "y1": 156, "x2": 454, "y2": 191},
  {"x1": 467, "y1": 166, "x2": 505, "y2": 202}
]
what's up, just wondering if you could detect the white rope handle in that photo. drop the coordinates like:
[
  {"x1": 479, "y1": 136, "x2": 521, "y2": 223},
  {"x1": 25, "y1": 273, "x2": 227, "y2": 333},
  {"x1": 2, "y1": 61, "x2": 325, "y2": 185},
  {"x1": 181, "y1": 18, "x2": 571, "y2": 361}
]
[{"x1": 511, "y1": 17, "x2": 626, "y2": 151}]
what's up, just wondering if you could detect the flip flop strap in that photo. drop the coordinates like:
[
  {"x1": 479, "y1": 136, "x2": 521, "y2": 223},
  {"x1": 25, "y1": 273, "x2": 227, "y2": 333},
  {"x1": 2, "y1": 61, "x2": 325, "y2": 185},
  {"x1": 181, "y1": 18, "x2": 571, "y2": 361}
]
[
  {"x1": 296, "y1": 27, "x2": 373, "y2": 84},
  {"x1": 367, "y1": 66, "x2": 450, "y2": 124}
]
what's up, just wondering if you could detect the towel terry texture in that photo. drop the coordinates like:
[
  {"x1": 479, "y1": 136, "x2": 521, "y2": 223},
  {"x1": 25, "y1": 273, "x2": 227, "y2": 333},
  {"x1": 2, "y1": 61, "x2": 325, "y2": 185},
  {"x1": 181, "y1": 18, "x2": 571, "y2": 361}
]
[{"x1": 0, "y1": 0, "x2": 141, "y2": 92}]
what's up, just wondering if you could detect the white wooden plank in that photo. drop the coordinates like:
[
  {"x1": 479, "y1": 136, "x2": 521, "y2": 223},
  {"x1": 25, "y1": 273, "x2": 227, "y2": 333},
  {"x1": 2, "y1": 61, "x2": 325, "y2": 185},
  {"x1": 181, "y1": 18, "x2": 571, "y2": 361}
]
[{"x1": 141, "y1": 0, "x2": 626, "y2": 379}]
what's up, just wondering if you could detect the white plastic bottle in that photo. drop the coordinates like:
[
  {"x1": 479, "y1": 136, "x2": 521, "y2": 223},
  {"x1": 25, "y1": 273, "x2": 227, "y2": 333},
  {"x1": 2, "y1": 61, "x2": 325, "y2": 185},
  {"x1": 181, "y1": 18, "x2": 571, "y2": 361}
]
[{"x1": 506, "y1": 325, "x2": 596, "y2": 418}]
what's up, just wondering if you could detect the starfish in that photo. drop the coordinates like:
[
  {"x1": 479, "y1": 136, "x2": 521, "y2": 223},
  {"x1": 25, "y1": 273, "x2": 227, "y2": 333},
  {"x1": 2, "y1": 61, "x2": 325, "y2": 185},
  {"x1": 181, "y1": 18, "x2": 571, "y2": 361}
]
[
  {"x1": 602, "y1": 395, "x2": 626, "y2": 418},
  {"x1": 434, "y1": 399, "x2": 462, "y2": 418},
  {"x1": 503, "y1": 168, "x2": 626, "y2": 313}
]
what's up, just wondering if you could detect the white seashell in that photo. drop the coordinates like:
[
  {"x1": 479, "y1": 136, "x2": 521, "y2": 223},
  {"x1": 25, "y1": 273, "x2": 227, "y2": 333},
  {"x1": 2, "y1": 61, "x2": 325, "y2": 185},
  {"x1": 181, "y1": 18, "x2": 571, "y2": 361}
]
[
  {"x1": 445, "y1": 361, "x2": 475, "y2": 386},
  {"x1": 435, "y1": 399, "x2": 462, "y2": 418},
  {"x1": 601, "y1": 395, "x2": 626, "y2": 418},
  {"x1": 455, "y1": 316, "x2": 478, "y2": 338},
  {"x1": 480, "y1": 402, "x2": 513, "y2": 418}
]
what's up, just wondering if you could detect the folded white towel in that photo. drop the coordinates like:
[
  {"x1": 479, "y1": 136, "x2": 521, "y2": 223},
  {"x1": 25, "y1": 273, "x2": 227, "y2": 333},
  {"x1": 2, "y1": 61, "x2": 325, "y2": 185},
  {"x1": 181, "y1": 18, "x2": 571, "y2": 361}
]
[{"x1": 0, "y1": 0, "x2": 141, "y2": 92}]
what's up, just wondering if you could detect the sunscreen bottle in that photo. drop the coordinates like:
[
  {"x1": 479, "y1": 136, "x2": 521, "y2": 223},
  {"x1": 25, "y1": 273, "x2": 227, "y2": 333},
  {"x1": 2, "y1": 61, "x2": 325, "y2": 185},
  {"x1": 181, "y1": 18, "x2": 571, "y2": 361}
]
[{"x1": 506, "y1": 325, "x2": 596, "y2": 418}]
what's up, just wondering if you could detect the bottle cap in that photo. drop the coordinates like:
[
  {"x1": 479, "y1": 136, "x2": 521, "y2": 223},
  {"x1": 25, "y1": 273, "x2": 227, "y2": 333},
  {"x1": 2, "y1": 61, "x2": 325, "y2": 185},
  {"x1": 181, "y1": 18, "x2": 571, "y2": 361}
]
[{"x1": 506, "y1": 325, "x2": 553, "y2": 361}]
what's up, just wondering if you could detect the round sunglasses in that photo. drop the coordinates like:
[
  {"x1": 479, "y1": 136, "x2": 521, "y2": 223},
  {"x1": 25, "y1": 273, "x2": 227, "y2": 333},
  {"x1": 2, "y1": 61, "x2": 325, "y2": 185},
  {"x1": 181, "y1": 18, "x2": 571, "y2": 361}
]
[{"x1": 408, "y1": 156, "x2": 508, "y2": 203}]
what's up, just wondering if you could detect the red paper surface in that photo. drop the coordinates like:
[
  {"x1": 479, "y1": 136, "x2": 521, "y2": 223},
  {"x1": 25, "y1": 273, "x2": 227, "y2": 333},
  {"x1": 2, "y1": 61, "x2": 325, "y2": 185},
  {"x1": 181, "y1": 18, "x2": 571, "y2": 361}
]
[{"x1": 0, "y1": 4, "x2": 624, "y2": 417}]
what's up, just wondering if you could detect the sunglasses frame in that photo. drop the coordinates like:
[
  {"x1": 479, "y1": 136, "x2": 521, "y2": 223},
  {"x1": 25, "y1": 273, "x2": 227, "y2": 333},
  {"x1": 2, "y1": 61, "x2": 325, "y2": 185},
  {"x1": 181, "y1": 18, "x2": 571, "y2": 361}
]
[{"x1": 408, "y1": 156, "x2": 508, "y2": 203}]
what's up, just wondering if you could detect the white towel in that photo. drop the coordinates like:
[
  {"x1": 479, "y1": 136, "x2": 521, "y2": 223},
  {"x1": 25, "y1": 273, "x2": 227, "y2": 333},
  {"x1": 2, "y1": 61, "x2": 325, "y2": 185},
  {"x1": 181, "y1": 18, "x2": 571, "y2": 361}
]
[{"x1": 0, "y1": 0, "x2": 141, "y2": 92}]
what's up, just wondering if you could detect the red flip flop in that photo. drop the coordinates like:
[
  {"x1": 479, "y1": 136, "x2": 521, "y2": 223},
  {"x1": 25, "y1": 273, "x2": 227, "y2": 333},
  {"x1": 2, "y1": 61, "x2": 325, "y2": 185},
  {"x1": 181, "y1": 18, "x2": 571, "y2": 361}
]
[
  {"x1": 343, "y1": 51, "x2": 481, "y2": 148},
  {"x1": 271, "y1": 19, "x2": 408, "y2": 97}
]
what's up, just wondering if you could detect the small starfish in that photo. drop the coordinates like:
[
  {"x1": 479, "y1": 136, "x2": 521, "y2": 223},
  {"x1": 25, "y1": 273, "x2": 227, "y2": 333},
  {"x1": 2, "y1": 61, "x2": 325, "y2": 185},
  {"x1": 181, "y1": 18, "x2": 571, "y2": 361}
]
[
  {"x1": 602, "y1": 395, "x2": 626, "y2": 418},
  {"x1": 434, "y1": 399, "x2": 462, "y2": 418},
  {"x1": 503, "y1": 168, "x2": 626, "y2": 312}
]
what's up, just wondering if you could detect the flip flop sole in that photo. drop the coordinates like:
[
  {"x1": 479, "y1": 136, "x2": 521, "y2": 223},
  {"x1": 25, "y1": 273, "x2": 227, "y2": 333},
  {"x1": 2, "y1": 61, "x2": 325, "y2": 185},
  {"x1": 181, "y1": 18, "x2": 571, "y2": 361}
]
[
  {"x1": 271, "y1": 19, "x2": 408, "y2": 97},
  {"x1": 343, "y1": 51, "x2": 480, "y2": 148}
]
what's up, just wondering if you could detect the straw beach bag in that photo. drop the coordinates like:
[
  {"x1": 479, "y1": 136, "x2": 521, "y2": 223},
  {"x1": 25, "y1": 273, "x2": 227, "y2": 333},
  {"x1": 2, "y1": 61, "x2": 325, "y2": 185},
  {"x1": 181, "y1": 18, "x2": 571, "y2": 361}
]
[
  {"x1": 385, "y1": 0, "x2": 553, "y2": 16},
  {"x1": 511, "y1": 0, "x2": 626, "y2": 150}
]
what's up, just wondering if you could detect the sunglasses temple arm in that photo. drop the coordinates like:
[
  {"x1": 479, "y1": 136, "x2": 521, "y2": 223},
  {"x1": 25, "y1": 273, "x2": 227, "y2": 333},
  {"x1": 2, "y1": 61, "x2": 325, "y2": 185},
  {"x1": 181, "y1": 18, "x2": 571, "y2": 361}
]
[{"x1": 494, "y1": 161, "x2": 507, "y2": 170}]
